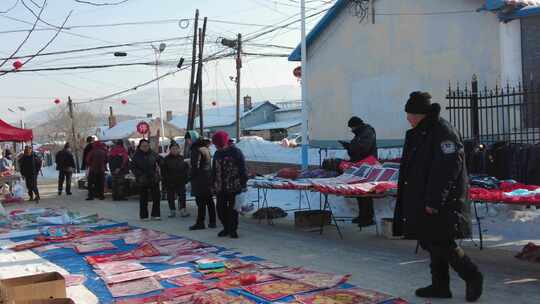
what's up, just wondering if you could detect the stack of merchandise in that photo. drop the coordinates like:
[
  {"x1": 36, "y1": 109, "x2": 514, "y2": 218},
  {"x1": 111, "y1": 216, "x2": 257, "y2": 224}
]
[{"x1": 469, "y1": 176, "x2": 540, "y2": 204}]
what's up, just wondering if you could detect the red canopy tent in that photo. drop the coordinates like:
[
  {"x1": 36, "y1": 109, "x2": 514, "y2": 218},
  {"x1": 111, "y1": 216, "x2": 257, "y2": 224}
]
[{"x1": 0, "y1": 119, "x2": 33, "y2": 142}]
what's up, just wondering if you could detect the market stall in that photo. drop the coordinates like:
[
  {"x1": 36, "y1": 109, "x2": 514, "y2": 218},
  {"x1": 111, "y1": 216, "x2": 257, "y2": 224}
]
[
  {"x1": 0, "y1": 119, "x2": 33, "y2": 199},
  {"x1": 1, "y1": 207, "x2": 410, "y2": 303}
]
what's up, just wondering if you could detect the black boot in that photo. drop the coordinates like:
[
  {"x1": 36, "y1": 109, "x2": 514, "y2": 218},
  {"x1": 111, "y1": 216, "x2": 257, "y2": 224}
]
[
  {"x1": 189, "y1": 223, "x2": 205, "y2": 230},
  {"x1": 449, "y1": 252, "x2": 483, "y2": 302},
  {"x1": 415, "y1": 285, "x2": 452, "y2": 299},
  {"x1": 416, "y1": 256, "x2": 452, "y2": 299}
]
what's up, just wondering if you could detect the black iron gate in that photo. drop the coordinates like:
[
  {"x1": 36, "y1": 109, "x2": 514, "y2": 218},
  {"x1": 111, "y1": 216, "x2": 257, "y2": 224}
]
[{"x1": 446, "y1": 75, "x2": 540, "y2": 145}]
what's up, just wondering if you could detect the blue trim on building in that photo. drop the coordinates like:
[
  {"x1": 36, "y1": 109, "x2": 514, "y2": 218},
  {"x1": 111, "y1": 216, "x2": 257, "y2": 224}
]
[
  {"x1": 288, "y1": 0, "x2": 540, "y2": 62},
  {"x1": 288, "y1": 0, "x2": 349, "y2": 62}
]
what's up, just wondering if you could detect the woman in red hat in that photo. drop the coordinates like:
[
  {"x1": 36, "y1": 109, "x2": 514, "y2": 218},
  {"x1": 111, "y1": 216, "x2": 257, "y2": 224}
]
[{"x1": 211, "y1": 131, "x2": 247, "y2": 239}]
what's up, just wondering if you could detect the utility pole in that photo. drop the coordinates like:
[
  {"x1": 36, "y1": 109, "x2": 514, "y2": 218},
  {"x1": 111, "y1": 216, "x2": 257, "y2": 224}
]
[
  {"x1": 187, "y1": 9, "x2": 199, "y2": 131},
  {"x1": 235, "y1": 33, "x2": 242, "y2": 142},
  {"x1": 197, "y1": 17, "x2": 208, "y2": 136},
  {"x1": 67, "y1": 97, "x2": 80, "y2": 173},
  {"x1": 300, "y1": 0, "x2": 309, "y2": 169}
]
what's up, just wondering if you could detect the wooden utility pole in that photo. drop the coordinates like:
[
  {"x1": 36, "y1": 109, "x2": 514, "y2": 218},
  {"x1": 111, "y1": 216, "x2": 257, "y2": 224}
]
[
  {"x1": 187, "y1": 9, "x2": 199, "y2": 130},
  {"x1": 67, "y1": 97, "x2": 80, "y2": 173},
  {"x1": 235, "y1": 33, "x2": 242, "y2": 142},
  {"x1": 197, "y1": 18, "x2": 208, "y2": 136}
]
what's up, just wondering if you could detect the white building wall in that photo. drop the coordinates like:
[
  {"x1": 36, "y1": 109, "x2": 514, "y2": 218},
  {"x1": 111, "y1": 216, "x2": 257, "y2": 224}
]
[
  {"x1": 306, "y1": 0, "x2": 503, "y2": 146},
  {"x1": 500, "y1": 19, "x2": 523, "y2": 85}
]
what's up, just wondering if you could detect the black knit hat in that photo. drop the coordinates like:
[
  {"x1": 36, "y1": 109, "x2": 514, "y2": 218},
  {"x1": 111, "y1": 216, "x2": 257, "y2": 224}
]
[
  {"x1": 347, "y1": 116, "x2": 364, "y2": 128},
  {"x1": 169, "y1": 140, "x2": 179, "y2": 149},
  {"x1": 405, "y1": 91, "x2": 432, "y2": 114}
]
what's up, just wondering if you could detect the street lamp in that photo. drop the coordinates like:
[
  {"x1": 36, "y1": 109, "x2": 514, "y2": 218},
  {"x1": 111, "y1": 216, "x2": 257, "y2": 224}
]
[{"x1": 152, "y1": 43, "x2": 167, "y2": 152}]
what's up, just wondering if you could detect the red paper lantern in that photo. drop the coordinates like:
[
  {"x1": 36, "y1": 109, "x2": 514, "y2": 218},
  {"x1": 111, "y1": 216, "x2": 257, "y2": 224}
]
[
  {"x1": 293, "y1": 66, "x2": 301, "y2": 78},
  {"x1": 121, "y1": 99, "x2": 127, "y2": 105},
  {"x1": 54, "y1": 98, "x2": 61, "y2": 105},
  {"x1": 12, "y1": 60, "x2": 23, "y2": 70},
  {"x1": 211, "y1": 101, "x2": 217, "y2": 106}
]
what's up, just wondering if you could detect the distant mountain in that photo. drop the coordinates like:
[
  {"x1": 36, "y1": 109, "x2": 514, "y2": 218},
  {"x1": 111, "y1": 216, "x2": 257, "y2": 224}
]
[
  {"x1": 113, "y1": 85, "x2": 300, "y2": 117},
  {"x1": 22, "y1": 85, "x2": 300, "y2": 127}
]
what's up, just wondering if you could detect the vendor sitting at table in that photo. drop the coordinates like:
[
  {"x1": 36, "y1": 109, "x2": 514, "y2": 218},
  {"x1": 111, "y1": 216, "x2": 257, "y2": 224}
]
[
  {"x1": 340, "y1": 116, "x2": 377, "y2": 228},
  {"x1": 0, "y1": 149, "x2": 14, "y2": 173}
]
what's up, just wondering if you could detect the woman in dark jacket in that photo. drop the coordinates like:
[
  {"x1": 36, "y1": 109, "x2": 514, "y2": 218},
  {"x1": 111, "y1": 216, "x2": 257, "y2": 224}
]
[
  {"x1": 212, "y1": 131, "x2": 247, "y2": 239},
  {"x1": 131, "y1": 139, "x2": 162, "y2": 220},
  {"x1": 188, "y1": 131, "x2": 216, "y2": 230},
  {"x1": 393, "y1": 92, "x2": 482, "y2": 302},
  {"x1": 55, "y1": 143, "x2": 75, "y2": 196},
  {"x1": 19, "y1": 146, "x2": 42, "y2": 202},
  {"x1": 162, "y1": 141, "x2": 190, "y2": 218}
]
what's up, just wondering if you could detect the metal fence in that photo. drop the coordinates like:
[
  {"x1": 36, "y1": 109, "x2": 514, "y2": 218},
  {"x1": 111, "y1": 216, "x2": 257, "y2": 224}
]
[{"x1": 446, "y1": 75, "x2": 540, "y2": 145}]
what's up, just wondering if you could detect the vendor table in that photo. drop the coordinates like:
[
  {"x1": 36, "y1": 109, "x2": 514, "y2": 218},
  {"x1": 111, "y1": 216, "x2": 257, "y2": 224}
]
[
  {"x1": 319, "y1": 192, "x2": 392, "y2": 239},
  {"x1": 255, "y1": 186, "x2": 313, "y2": 225},
  {"x1": 472, "y1": 199, "x2": 540, "y2": 250}
]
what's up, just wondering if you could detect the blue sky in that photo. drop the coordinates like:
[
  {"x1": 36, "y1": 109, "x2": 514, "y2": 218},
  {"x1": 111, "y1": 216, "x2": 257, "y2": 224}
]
[{"x1": 0, "y1": 0, "x2": 333, "y2": 120}]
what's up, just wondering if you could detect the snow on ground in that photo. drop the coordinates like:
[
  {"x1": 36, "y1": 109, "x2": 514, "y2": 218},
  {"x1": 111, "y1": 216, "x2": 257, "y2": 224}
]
[
  {"x1": 236, "y1": 136, "x2": 402, "y2": 165},
  {"x1": 246, "y1": 187, "x2": 540, "y2": 252}
]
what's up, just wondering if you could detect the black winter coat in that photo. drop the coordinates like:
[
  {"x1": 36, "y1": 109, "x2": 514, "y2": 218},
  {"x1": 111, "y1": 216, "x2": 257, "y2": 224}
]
[
  {"x1": 130, "y1": 149, "x2": 161, "y2": 186},
  {"x1": 55, "y1": 149, "x2": 75, "y2": 172},
  {"x1": 81, "y1": 143, "x2": 93, "y2": 171},
  {"x1": 347, "y1": 123, "x2": 377, "y2": 162},
  {"x1": 190, "y1": 140, "x2": 213, "y2": 197},
  {"x1": 19, "y1": 153, "x2": 42, "y2": 178},
  {"x1": 213, "y1": 146, "x2": 247, "y2": 195},
  {"x1": 161, "y1": 154, "x2": 189, "y2": 188},
  {"x1": 393, "y1": 104, "x2": 471, "y2": 241}
]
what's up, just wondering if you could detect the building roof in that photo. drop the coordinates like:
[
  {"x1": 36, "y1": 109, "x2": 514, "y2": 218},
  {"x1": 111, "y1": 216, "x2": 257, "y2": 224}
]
[
  {"x1": 288, "y1": 0, "x2": 540, "y2": 61},
  {"x1": 100, "y1": 118, "x2": 153, "y2": 141},
  {"x1": 274, "y1": 106, "x2": 302, "y2": 113},
  {"x1": 169, "y1": 101, "x2": 278, "y2": 130},
  {"x1": 245, "y1": 119, "x2": 301, "y2": 131}
]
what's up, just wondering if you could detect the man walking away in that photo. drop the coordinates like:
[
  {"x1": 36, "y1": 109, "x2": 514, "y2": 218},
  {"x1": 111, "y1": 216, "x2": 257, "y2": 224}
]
[
  {"x1": 86, "y1": 141, "x2": 108, "y2": 201},
  {"x1": 55, "y1": 143, "x2": 75, "y2": 195},
  {"x1": 212, "y1": 131, "x2": 248, "y2": 239},
  {"x1": 393, "y1": 91, "x2": 483, "y2": 302},
  {"x1": 19, "y1": 146, "x2": 42, "y2": 202},
  {"x1": 343, "y1": 116, "x2": 377, "y2": 228},
  {"x1": 131, "y1": 139, "x2": 162, "y2": 220},
  {"x1": 162, "y1": 141, "x2": 190, "y2": 218},
  {"x1": 188, "y1": 131, "x2": 216, "y2": 230},
  {"x1": 109, "y1": 140, "x2": 129, "y2": 201}
]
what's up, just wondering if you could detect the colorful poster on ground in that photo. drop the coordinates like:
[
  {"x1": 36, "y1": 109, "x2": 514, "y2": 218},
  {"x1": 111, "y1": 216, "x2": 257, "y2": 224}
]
[
  {"x1": 107, "y1": 277, "x2": 163, "y2": 298},
  {"x1": 242, "y1": 279, "x2": 316, "y2": 301},
  {"x1": 294, "y1": 288, "x2": 395, "y2": 304}
]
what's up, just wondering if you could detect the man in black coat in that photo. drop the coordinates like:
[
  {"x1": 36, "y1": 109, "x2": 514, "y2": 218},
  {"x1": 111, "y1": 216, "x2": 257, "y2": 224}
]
[
  {"x1": 393, "y1": 92, "x2": 483, "y2": 302},
  {"x1": 81, "y1": 136, "x2": 94, "y2": 171},
  {"x1": 55, "y1": 143, "x2": 75, "y2": 196},
  {"x1": 131, "y1": 139, "x2": 162, "y2": 220},
  {"x1": 161, "y1": 141, "x2": 190, "y2": 218},
  {"x1": 18, "y1": 146, "x2": 42, "y2": 202},
  {"x1": 342, "y1": 116, "x2": 377, "y2": 227}
]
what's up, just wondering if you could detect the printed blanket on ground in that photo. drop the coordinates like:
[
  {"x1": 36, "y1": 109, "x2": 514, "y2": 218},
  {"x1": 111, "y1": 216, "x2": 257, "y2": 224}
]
[{"x1": 5, "y1": 208, "x2": 408, "y2": 304}]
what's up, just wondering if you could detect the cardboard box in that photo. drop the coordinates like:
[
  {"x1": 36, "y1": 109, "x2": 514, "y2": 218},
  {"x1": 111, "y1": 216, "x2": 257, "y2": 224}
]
[
  {"x1": 0, "y1": 272, "x2": 66, "y2": 303},
  {"x1": 294, "y1": 210, "x2": 331, "y2": 229}
]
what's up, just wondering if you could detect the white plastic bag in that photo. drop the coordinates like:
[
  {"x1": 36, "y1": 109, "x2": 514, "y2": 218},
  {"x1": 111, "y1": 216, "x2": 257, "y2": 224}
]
[
  {"x1": 234, "y1": 192, "x2": 254, "y2": 215},
  {"x1": 12, "y1": 182, "x2": 25, "y2": 199}
]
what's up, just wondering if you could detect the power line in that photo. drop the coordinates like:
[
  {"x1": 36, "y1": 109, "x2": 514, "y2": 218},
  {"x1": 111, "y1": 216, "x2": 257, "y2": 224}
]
[
  {"x1": 73, "y1": 0, "x2": 131, "y2": 6},
  {"x1": 0, "y1": 36, "x2": 192, "y2": 61}
]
